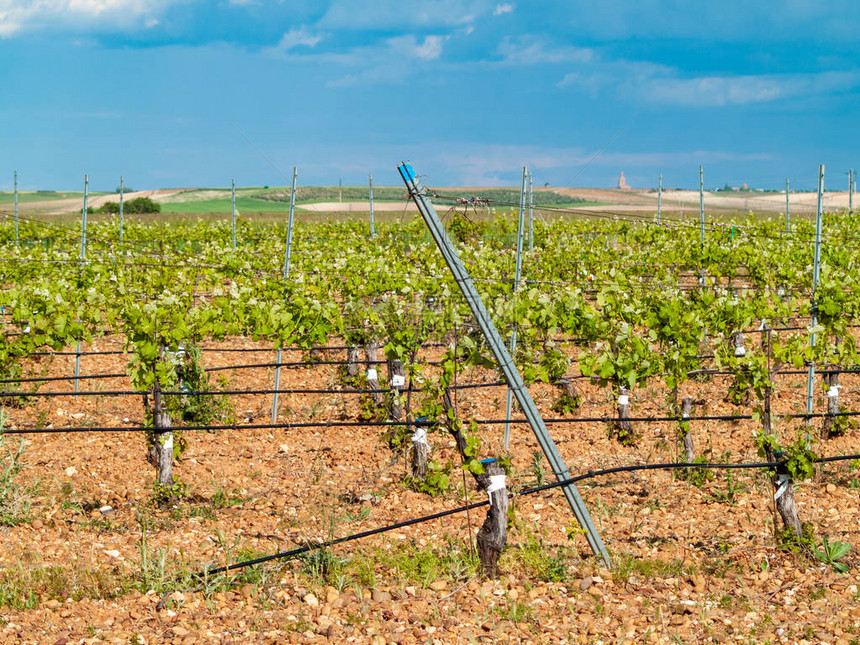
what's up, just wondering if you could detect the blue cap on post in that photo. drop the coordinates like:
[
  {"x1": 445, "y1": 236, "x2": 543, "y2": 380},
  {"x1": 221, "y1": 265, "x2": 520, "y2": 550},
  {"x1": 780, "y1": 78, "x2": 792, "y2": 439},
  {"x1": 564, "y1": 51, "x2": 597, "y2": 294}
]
[{"x1": 399, "y1": 163, "x2": 415, "y2": 183}]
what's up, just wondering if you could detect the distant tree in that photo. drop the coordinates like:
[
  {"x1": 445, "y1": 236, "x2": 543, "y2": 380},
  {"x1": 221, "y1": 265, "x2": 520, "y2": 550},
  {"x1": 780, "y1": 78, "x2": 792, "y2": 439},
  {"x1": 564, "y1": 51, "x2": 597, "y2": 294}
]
[
  {"x1": 93, "y1": 197, "x2": 160, "y2": 215},
  {"x1": 116, "y1": 185, "x2": 133, "y2": 193}
]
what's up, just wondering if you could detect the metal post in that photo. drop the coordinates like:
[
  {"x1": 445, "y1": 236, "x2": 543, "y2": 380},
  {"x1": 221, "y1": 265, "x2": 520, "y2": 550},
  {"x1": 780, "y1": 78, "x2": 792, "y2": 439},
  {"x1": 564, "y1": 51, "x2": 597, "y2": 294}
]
[
  {"x1": 698, "y1": 166, "x2": 705, "y2": 245},
  {"x1": 785, "y1": 178, "x2": 790, "y2": 234},
  {"x1": 119, "y1": 176, "x2": 124, "y2": 246},
  {"x1": 231, "y1": 179, "x2": 236, "y2": 250},
  {"x1": 369, "y1": 173, "x2": 375, "y2": 238},
  {"x1": 81, "y1": 175, "x2": 89, "y2": 260},
  {"x1": 398, "y1": 162, "x2": 611, "y2": 568},
  {"x1": 271, "y1": 166, "x2": 298, "y2": 424},
  {"x1": 13, "y1": 171, "x2": 18, "y2": 246},
  {"x1": 806, "y1": 164, "x2": 825, "y2": 422},
  {"x1": 699, "y1": 166, "x2": 705, "y2": 285},
  {"x1": 850, "y1": 169, "x2": 854, "y2": 212},
  {"x1": 76, "y1": 175, "x2": 88, "y2": 393},
  {"x1": 527, "y1": 169, "x2": 534, "y2": 253},
  {"x1": 504, "y1": 167, "x2": 528, "y2": 450},
  {"x1": 657, "y1": 173, "x2": 662, "y2": 222}
]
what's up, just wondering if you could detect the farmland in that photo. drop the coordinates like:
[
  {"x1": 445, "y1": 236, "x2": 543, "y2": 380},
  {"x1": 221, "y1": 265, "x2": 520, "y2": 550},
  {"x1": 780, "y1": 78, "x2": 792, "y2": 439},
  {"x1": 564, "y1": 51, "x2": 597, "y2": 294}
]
[{"x1": 0, "y1": 181, "x2": 857, "y2": 644}]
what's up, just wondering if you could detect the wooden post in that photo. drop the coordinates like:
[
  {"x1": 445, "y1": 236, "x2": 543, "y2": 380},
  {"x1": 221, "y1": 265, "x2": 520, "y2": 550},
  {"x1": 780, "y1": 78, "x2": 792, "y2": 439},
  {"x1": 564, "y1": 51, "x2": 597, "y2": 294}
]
[
  {"x1": 732, "y1": 331, "x2": 746, "y2": 357},
  {"x1": 615, "y1": 386, "x2": 633, "y2": 444},
  {"x1": 760, "y1": 325, "x2": 803, "y2": 539},
  {"x1": 364, "y1": 340, "x2": 385, "y2": 410},
  {"x1": 411, "y1": 419, "x2": 429, "y2": 479},
  {"x1": 150, "y1": 379, "x2": 174, "y2": 487},
  {"x1": 476, "y1": 458, "x2": 508, "y2": 579},
  {"x1": 681, "y1": 397, "x2": 694, "y2": 462},
  {"x1": 389, "y1": 359, "x2": 405, "y2": 421},
  {"x1": 442, "y1": 389, "x2": 507, "y2": 578},
  {"x1": 822, "y1": 369, "x2": 840, "y2": 439},
  {"x1": 346, "y1": 345, "x2": 361, "y2": 379}
]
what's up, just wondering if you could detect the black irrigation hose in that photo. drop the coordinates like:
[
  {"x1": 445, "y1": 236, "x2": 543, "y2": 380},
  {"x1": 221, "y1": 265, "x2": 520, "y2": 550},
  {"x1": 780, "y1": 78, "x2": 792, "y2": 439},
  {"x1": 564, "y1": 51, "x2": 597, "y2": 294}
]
[
  {"x1": 202, "y1": 453, "x2": 860, "y2": 576},
  {"x1": 7, "y1": 409, "x2": 860, "y2": 435},
  {"x1": 0, "y1": 379, "x2": 506, "y2": 398}
]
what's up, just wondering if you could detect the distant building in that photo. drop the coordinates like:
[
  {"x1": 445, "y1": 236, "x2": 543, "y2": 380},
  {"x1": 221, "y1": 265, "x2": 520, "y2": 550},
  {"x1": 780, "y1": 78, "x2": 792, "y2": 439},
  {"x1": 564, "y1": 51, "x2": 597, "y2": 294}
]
[{"x1": 618, "y1": 171, "x2": 630, "y2": 190}]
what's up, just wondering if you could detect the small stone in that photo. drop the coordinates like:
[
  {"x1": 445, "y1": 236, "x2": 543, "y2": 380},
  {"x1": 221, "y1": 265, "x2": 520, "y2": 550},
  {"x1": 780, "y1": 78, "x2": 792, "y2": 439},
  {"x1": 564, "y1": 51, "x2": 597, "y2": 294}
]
[
  {"x1": 304, "y1": 593, "x2": 319, "y2": 607},
  {"x1": 580, "y1": 577, "x2": 594, "y2": 591},
  {"x1": 103, "y1": 550, "x2": 121, "y2": 559},
  {"x1": 99, "y1": 505, "x2": 113, "y2": 515},
  {"x1": 826, "y1": 483, "x2": 837, "y2": 493},
  {"x1": 279, "y1": 444, "x2": 289, "y2": 454},
  {"x1": 429, "y1": 580, "x2": 447, "y2": 591},
  {"x1": 64, "y1": 467, "x2": 78, "y2": 477},
  {"x1": 172, "y1": 626, "x2": 189, "y2": 638},
  {"x1": 371, "y1": 589, "x2": 391, "y2": 603},
  {"x1": 325, "y1": 586, "x2": 339, "y2": 605}
]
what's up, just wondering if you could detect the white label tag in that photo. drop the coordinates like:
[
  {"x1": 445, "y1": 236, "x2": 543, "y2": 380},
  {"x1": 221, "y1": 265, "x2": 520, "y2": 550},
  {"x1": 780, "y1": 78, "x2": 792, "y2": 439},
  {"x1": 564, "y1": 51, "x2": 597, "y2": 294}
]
[
  {"x1": 486, "y1": 474, "x2": 506, "y2": 505},
  {"x1": 391, "y1": 374, "x2": 406, "y2": 388},
  {"x1": 163, "y1": 434, "x2": 173, "y2": 453},
  {"x1": 828, "y1": 385, "x2": 840, "y2": 398},
  {"x1": 734, "y1": 346, "x2": 746, "y2": 357},
  {"x1": 774, "y1": 474, "x2": 789, "y2": 501},
  {"x1": 618, "y1": 395, "x2": 629, "y2": 406},
  {"x1": 366, "y1": 368, "x2": 377, "y2": 381},
  {"x1": 411, "y1": 427, "x2": 429, "y2": 446}
]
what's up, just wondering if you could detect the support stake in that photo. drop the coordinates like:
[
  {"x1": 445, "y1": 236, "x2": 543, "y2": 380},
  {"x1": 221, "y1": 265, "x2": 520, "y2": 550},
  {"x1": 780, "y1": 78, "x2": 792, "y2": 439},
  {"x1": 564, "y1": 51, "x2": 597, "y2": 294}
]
[
  {"x1": 806, "y1": 164, "x2": 825, "y2": 424},
  {"x1": 271, "y1": 167, "x2": 298, "y2": 424},
  {"x1": 504, "y1": 166, "x2": 528, "y2": 450},
  {"x1": 398, "y1": 162, "x2": 610, "y2": 568}
]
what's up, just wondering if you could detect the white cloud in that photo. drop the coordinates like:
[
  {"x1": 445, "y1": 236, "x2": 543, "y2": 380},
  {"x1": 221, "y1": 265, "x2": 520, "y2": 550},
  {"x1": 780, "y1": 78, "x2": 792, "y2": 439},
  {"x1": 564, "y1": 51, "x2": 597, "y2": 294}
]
[
  {"x1": 498, "y1": 36, "x2": 593, "y2": 65},
  {"x1": 265, "y1": 32, "x2": 447, "y2": 86},
  {"x1": 267, "y1": 27, "x2": 324, "y2": 54},
  {"x1": 558, "y1": 58, "x2": 860, "y2": 107},
  {"x1": 318, "y1": 0, "x2": 495, "y2": 29},
  {"x1": 492, "y1": 2, "x2": 512, "y2": 16},
  {"x1": 412, "y1": 34, "x2": 444, "y2": 60},
  {"x1": 436, "y1": 144, "x2": 776, "y2": 185},
  {"x1": 0, "y1": 0, "x2": 183, "y2": 36}
]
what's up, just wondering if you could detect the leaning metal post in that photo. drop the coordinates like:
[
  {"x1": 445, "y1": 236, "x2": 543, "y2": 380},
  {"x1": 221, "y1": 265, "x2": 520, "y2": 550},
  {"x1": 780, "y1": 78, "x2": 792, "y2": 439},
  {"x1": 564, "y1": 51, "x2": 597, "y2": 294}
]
[
  {"x1": 271, "y1": 166, "x2": 298, "y2": 424},
  {"x1": 806, "y1": 164, "x2": 825, "y2": 423},
  {"x1": 398, "y1": 162, "x2": 611, "y2": 567},
  {"x1": 504, "y1": 166, "x2": 528, "y2": 450}
]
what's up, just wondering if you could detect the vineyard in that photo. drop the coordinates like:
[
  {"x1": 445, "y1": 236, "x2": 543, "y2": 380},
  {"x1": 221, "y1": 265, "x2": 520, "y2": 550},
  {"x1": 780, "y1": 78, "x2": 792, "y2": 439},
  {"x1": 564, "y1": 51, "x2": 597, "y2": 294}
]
[{"x1": 0, "y1": 176, "x2": 858, "y2": 645}]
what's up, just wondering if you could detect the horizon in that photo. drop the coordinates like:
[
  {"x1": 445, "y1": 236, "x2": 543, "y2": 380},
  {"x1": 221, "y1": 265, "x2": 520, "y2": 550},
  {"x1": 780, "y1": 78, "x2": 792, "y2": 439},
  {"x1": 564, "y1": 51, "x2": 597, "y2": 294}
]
[{"x1": 1, "y1": 1, "x2": 857, "y2": 193}]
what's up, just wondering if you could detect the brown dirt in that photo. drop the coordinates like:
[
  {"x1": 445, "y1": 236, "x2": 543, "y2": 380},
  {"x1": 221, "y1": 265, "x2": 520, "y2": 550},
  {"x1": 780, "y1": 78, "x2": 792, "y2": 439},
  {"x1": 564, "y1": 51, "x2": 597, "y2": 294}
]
[{"x1": 0, "y1": 335, "x2": 858, "y2": 644}]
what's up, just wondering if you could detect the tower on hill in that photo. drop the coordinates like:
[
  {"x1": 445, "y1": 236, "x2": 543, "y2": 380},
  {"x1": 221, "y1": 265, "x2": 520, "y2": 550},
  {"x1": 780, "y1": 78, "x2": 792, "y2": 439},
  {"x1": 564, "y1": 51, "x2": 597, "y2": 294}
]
[{"x1": 618, "y1": 171, "x2": 629, "y2": 190}]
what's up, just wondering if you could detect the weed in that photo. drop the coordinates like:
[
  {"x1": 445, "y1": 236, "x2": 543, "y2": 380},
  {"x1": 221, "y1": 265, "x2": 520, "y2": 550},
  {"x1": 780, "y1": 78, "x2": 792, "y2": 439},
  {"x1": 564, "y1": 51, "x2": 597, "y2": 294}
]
[
  {"x1": 406, "y1": 460, "x2": 451, "y2": 497},
  {"x1": 528, "y1": 451, "x2": 546, "y2": 487},
  {"x1": 502, "y1": 530, "x2": 576, "y2": 583},
  {"x1": 151, "y1": 478, "x2": 188, "y2": 507},
  {"x1": 613, "y1": 552, "x2": 691, "y2": 584},
  {"x1": 211, "y1": 486, "x2": 248, "y2": 508},
  {"x1": 0, "y1": 428, "x2": 31, "y2": 526},
  {"x1": 677, "y1": 454, "x2": 716, "y2": 488},
  {"x1": 813, "y1": 536, "x2": 851, "y2": 573},
  {"x1": 495, "y1": 600, "x2": 534, "y2": 624}
]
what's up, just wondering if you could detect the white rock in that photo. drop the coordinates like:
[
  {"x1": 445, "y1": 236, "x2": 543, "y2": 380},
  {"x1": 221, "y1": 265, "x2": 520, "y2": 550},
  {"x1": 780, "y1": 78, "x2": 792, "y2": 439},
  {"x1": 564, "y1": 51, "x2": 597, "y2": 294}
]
[{"x1": 64, "y1": 467, "x2": 78, "y2": 477}]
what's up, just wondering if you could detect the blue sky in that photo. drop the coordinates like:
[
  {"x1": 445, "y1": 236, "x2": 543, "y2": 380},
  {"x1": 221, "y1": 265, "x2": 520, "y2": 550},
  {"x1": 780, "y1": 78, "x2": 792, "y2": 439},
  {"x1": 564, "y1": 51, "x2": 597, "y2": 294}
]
[{"x1": 1, "y1": 0, "x2": 858, "y2": 192}]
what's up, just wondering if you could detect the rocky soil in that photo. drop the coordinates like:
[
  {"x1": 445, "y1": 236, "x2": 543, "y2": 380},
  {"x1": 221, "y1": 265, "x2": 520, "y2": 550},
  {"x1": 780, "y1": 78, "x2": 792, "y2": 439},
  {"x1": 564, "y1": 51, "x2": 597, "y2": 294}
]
[{"x1": 0, "y1": 335, "x2": 857, "y2": 644}]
